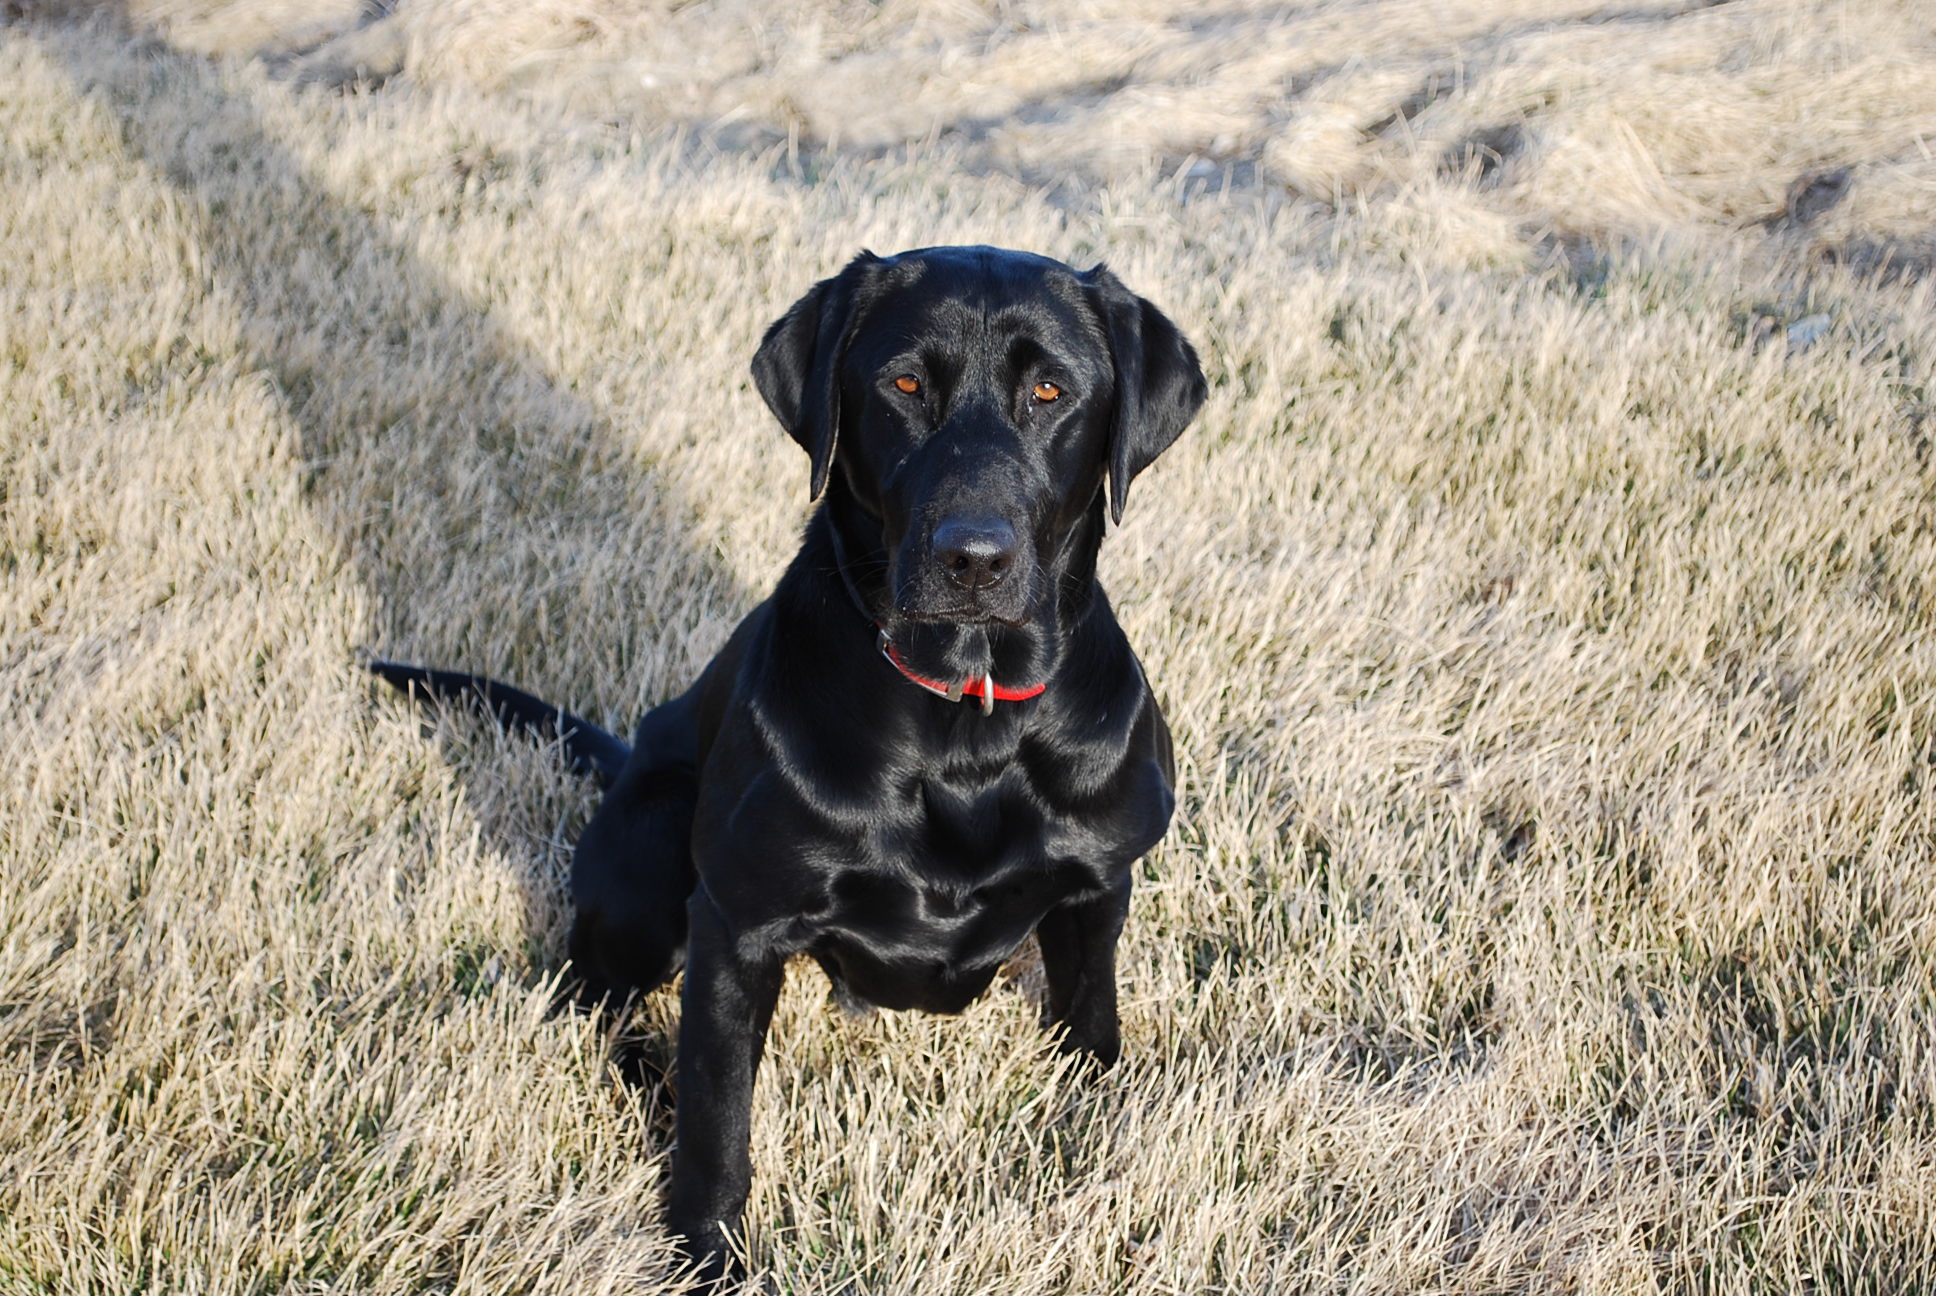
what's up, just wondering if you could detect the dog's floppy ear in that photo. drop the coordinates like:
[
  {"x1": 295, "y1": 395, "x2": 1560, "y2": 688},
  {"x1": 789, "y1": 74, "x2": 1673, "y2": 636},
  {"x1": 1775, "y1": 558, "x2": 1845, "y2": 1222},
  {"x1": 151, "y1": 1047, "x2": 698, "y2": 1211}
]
[
  {"x1": 1083, "y1": 265, "x2": 1208, "y2": 524},
  {"x1": 751, "y1": 251, "x2": 881, "y2": 501}
]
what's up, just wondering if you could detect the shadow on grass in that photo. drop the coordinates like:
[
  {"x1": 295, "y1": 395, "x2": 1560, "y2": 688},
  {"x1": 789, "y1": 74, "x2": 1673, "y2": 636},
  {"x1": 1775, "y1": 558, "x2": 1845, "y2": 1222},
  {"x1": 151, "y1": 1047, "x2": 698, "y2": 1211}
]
[{"x1": 34, "y1": 15, "x2": 745, "y2": 1068}]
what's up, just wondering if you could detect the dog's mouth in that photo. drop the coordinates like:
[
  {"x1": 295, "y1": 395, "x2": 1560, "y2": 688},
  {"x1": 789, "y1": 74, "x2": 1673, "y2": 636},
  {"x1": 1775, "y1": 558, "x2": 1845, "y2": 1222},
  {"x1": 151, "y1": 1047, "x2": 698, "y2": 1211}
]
[
  {"x1": 876, "y1": 539, "x2": 1057, "y2": 688},
  {"x1": 896, "y1": 606, "x2": 1031, "y2": 629},
  {"x1": 891, "y1": 569, "x2": 1042, "y2": 629}
]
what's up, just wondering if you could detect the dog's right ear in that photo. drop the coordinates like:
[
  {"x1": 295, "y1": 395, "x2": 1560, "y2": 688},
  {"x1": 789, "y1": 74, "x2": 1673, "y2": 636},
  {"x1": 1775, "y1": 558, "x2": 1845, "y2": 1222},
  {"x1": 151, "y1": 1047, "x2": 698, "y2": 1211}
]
[{"x1": 751, "y1": 252, "x2": 881, "y2": 501}]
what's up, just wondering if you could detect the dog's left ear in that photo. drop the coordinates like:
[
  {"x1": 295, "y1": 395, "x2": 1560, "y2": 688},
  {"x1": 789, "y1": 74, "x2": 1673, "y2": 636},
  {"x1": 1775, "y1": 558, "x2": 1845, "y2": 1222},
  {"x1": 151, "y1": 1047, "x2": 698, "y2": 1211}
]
[
  {"x1": 1083, "y1": 266, "x2": 1208, "y2": 524},
  {"x1": 752, "y1": 251, "x2": 882, "y2": 501}
]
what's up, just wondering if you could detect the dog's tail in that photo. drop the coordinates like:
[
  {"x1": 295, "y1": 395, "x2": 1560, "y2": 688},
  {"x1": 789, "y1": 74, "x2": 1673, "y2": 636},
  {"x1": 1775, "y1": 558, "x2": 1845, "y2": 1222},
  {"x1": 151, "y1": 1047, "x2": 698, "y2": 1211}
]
[{"x1": 368, "y1": 660, "x2": 630, "y2": 787}]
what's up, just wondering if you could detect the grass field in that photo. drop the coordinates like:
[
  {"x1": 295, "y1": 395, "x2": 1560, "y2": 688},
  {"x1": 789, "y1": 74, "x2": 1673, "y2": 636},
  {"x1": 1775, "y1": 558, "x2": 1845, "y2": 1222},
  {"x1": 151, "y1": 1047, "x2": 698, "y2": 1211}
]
[{"x1": 3, "y1": 3, "x2": 1934, "y2": 1292}]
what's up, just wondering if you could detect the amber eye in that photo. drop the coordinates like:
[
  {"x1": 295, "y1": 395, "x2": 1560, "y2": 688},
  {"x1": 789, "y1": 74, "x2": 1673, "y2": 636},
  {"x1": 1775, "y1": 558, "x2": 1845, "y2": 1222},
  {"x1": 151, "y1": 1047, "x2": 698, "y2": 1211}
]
[
  {"x1": 1032, "y1": 381, "x2": 1062, "y2": 403},
  {"x1": 893, "y1": 375, "x2": 921, "y2": 395}
]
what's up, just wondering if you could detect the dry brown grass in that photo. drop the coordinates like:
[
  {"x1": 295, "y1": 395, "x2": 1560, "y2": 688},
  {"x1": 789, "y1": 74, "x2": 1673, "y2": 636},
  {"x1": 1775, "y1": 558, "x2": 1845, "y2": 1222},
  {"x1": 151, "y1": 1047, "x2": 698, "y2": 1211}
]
[{"x1": 4, "y1": 3, "x2": 1934, "y2": 1293}]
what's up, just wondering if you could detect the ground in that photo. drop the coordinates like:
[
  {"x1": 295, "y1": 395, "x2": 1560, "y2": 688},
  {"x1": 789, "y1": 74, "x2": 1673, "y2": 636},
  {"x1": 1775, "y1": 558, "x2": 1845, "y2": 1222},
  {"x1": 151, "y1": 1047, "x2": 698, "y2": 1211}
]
[{"x1": 2, "y1": 2, "x2": 1933, "y2": 1292}]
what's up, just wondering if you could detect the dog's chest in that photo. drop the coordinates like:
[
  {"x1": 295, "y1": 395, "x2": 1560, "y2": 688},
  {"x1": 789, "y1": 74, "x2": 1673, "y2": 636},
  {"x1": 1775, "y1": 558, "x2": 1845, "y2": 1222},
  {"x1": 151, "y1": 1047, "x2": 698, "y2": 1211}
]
[
  {"x1": 799, "y1": 770, "x2": 1112, "y2": 1012},
  {"x1": 808, "y1": 858, "x2": 1089, "y2": 1015},
  {"x1": 865, "y1": 767, "x2": 1105, "y2": 919},
  {"x1": 698, "y1": 683, "x2": 1171, "y2": 1011}
]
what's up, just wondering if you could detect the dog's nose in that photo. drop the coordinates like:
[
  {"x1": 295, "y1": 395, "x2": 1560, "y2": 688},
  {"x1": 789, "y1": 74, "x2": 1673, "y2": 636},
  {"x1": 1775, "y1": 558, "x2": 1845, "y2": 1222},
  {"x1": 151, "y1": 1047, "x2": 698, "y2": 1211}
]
[{"x1": 932, "y1": 517, "x2": 1017, "y2": 591}]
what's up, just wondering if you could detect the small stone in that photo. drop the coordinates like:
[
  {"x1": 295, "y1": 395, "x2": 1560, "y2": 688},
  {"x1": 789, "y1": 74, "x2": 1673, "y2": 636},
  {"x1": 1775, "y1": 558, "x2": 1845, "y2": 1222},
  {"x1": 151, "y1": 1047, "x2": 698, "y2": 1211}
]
[{"x1": 1785, "y1": 313, "x2": 1832, "y2": 353}]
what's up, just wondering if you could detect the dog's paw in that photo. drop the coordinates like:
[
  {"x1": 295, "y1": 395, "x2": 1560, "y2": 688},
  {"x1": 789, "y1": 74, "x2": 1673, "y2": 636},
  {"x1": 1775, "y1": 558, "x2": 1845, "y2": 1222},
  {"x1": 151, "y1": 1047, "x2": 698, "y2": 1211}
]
[
  {"x1": 669, "y1": 1218, "x2": 744, "y2": 1291},
  {"x1": 1054, "y1": 1028, "x2": 1121, "y2": 1075}
]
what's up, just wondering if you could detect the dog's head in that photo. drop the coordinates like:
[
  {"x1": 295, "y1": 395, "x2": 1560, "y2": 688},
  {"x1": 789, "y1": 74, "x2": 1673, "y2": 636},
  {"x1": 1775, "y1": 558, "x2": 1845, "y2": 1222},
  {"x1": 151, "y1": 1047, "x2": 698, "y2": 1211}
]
[{"x1": 752, "y1": 246, "x2": 1206, "y2": 628}]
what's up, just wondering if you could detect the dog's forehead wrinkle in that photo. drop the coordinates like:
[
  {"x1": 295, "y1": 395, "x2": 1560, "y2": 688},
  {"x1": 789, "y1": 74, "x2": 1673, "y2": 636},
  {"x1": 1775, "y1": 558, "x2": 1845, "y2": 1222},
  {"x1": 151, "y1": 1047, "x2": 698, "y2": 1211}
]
[
  {"x1": 874, "y1": 257, "x2": 1089, "y2": 383},
  {"x1": 1004, "y1": 333, "x2": 1054, "y2": 380}
]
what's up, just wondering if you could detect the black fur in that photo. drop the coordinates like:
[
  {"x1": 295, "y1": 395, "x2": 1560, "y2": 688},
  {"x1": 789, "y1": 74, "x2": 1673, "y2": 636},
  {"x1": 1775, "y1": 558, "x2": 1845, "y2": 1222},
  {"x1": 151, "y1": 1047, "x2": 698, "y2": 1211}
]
[{"x1": 372, "y1": 245, "x2": 1206, "y2": 1283}]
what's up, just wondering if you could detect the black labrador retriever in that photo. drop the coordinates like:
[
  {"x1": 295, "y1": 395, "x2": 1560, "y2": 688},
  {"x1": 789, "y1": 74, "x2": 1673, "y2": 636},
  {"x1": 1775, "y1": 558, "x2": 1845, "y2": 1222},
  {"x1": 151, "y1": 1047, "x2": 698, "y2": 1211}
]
[{"x1": 372, "y1": 245, "x2": 1206, "y2": 1281}]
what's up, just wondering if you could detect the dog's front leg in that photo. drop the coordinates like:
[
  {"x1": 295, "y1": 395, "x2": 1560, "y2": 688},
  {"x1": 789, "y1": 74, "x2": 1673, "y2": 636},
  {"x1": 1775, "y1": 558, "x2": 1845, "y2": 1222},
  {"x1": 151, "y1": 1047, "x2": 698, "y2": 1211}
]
[
  {"x1": 665, "y1": 887, "x2": 784, "y2": 1285},
  {"x1": 1035, "y1": 880, "x2": 1132, "y2": 1070}
]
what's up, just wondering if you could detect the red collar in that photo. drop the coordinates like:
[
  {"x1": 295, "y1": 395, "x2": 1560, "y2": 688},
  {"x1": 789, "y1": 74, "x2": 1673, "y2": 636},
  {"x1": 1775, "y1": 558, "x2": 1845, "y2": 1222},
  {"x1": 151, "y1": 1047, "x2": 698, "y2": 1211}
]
[{"x1": 876, "y1": 627, "x2": 1046, "y2": 714}]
